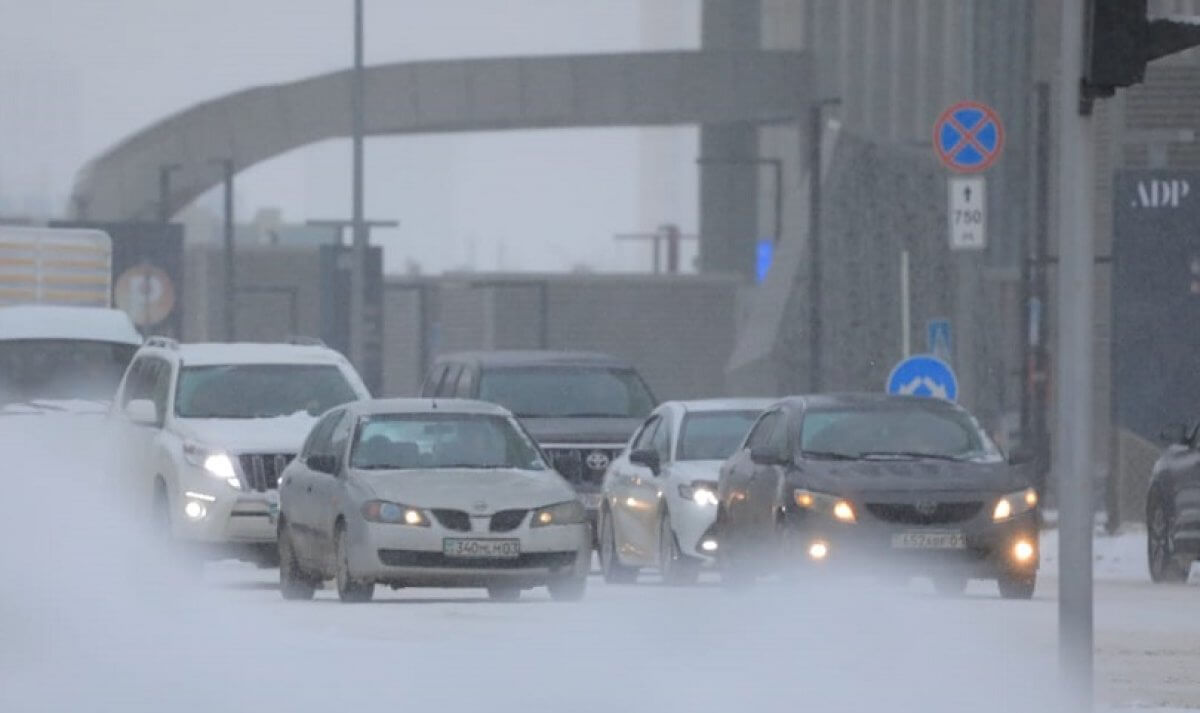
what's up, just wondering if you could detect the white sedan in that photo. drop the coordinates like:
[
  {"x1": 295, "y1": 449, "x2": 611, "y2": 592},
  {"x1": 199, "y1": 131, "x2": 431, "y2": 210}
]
[
  {"x1": 276, "y1": 398, "x2": 591, "y2": 602},
  {"x1": 598, "y1": 399, "x2": 773, "y2": 584}
]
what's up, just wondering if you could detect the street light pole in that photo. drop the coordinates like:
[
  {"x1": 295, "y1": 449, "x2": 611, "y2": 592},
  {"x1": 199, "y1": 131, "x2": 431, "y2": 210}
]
[
  {"x1": 157, "y1": 163, "x2": 182, "y2": 223},
  {"x1": 350, "y1": 0, "x2": 367, "y2": 370},
  {"x1": 1056, "y1": 0, "x2": 1095, "y2": 708},
  {"x1": 210, "y1": 159, "x2": 236, "y2": 341},
  {"x1": 809, "y1": 97, "x2": 840, "y2": 393}
]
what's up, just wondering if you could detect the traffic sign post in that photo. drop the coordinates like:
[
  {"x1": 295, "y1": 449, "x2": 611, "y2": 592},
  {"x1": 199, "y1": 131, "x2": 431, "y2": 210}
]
[
  {"x1": 886, "y1": 354, "x2": 959, "y2": 402},
  {"x1": 927, "y1": 319, "x2": 953, "y2": 361},
  {"x1": 949, "y1": 176, "x2": 987, "y2": 250}
]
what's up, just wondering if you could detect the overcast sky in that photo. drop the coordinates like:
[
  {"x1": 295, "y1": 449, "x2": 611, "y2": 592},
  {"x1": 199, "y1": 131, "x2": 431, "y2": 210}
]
[{"x1": 0, "y1": 0, "x2": 701, "y2": 273}]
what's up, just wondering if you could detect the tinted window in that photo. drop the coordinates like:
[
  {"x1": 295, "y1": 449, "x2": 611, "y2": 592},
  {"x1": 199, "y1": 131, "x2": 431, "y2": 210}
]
[
  {"x1": 421, "y1": 365, "x2": 447, "y2": 397},
  {"x1": 678, "y1": 410, "x2": 762, "y2": 461},
  {"x1": 175, "y1": 364, "x2": 358, "y2": 419},
  {"x1": 799, "y1": 405, "x2": 1002, "y2": 462},
  {"x1": 651, "y1": 415, "x2": 672, "y2": 463},
  {"x1": 632, "y1": 417, "x2": 660, "y2": 451},
  {"x1": 302, "y1": 410, "x2": 342, "y2": 457},
  {"x1": 478, "y1": 366, "x2": 655, "y2": 418},
  {"x1": 746, "y1": 411, "x2": 781, "y2": 450},
  {"x1": 0, "y1": 339, "x2": 138, "y2": 405},
  {"x1": 350, "y1": 413, "x2": 547, "y2": 471},
  {"x1": 438, "y1": 364, "x2": 462, "y2": 397},
  {"x1": 454, "y1": 367, "x2": 476, "y2": 398}
]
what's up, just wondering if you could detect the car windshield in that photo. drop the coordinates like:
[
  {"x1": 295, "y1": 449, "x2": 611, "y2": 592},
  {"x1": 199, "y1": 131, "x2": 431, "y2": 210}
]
[
  {"x1": 799, "y1": 405, "x2": 1003, "y2": 462},
  {"x1": 0, "y1": 339, "x2": 137, "y2": 405},
  {"x1": 477, "y1": 366, "x2": 655, "y2": 419},
  {"x1": 175, "y1": 364, "x2": 358, "y2": 418},
  {"x1": 678, "y1": 410, "x2": 761, "y2": 461},
  {"x1": 350, "y1": 413, "x2": 548, "y2": 471}
]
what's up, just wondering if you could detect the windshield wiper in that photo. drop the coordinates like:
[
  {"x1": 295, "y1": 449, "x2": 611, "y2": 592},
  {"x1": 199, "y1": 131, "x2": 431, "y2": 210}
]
[
  {"x1": 859, "y1": 450, "x2": 965, "y2": 462},
  {"x1": 802, "y1": 450, "x2": 861, "y2": 461},
  {"x1": 555, "y1": 412, "x2": 628, "y2": 418}
]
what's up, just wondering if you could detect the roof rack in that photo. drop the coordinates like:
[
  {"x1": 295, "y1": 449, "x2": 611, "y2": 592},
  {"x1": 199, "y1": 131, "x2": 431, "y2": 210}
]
[
  {"x1": 144, "y1": 336, "x2": 179, "y2": 350},
  {"x1": 285, "y1": 335, "x2": 327, "y2": 347}
]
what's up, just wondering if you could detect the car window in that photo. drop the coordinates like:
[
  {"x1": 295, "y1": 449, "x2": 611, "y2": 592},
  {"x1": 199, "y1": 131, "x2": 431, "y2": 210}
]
[
  {"x1": 798, "y1": 405, "x2": 1002, "y2": 461},
  {"x1": 302, "y1": 410, "x2": 342, "y2": 458},
  {"x1": 329, "y1": 410, "x2": 353, "y2": 466},
  {"x1": 651, "y1": 414, "x2": 672, "y2": 463},
  {"x1": 121, "y1": 357, "x2": 154, "y2": 407},
  {"x1": 421, "y1": 365, "x2": 447, "y2": 397},
  {"x1": 632, "y1": 417, "x2": 660, "y2": 451},
  {"x1": 454, "y1": 367, "x2": 475, "y2": 398},
  {"x1": 350, "y1": 413, "x2": 548, "y2": 471},
  {"x1": 677, "y1": 410, "x2": 763, "y2": 461},
  {"x1": 746, "y1": 410, "x2": 781, "y2": 450},
  {"x1": 174, "y1": 364, "x2": 358, "y2": 419},
  {"x1": 149, "y1": 359, "x2": 172, "y2": 422},
  {"x1": 438, "y1": 364, "x2": 462, "y2": 397},
  {"x1": 477, "y1": 366, "x2": 656, "y2": 418}
]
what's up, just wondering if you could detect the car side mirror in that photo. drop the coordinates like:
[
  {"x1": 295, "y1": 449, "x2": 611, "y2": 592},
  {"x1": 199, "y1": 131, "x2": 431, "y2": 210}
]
[
  {"x1": 1160, "y1": 423, "x2": 1191, "y2": 445},
  {"x1": 124, "y1": 399, "x2": 158, "y2": 426},
  {"x1": 629, "y1": 448, "x2": 661, "y2": 474},
  {"x1": 306, "y1": 454, "x2": 337, "y2": 474},
  {"x1": 750, "y1": 445, "x2": 789, "y2": 466}
]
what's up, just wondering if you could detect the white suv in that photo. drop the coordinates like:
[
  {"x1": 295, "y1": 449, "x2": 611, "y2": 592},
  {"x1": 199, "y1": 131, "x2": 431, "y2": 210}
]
[{"x1": 111, "y1": 337, "x2": 370, "y2": 566}]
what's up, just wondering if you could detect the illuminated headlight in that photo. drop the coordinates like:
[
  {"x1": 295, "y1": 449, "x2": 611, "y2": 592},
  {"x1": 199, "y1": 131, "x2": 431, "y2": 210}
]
[
  {"x1": 1012, "y1": 539, "x2": 1036, "y2": 563},
  {"x1": 793, "y1": 489, "x2": 857, "y2": 523},
  {"x1": 183, "y1": 441, "x2": 241, "y2": 490},
  {"x1": 679, "y1": 481, "x2": 719, "y2": 507},
  {"x1": 808, "y1": 541, "x2": 830, "y2": 560},
  {"x1": 992, "y1": 488, "x2": 1039, "y2": 522},
  {"x1": 532, "y1": 500, "x2": 586, "y2": 527},
  {"x1": 183, "y1": 500, "x2": 207, "y2": 520},
  {"x1": 700, "y1": 538, "x2": 719, "y2": 552},
  {"x1": 362, "y1": 500, "x2": 429, "y2": 526}
]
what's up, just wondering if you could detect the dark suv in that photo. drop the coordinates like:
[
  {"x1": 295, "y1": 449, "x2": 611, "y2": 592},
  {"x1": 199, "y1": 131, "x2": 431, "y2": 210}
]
[{"x1": 420, "y1": 351, "x2": 657, "y2": 534}]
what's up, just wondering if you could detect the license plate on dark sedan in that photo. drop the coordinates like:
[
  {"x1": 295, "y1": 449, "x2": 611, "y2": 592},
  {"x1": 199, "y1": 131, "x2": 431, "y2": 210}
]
[
  {"x1": 891, "y1": 532, "x2": 966, "y2": 550},
  {"x1": 443, "y1": 538, "x2": 521, "y2": 559}
]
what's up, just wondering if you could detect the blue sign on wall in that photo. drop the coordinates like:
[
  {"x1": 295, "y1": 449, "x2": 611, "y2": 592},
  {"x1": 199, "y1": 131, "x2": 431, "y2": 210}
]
[
  {"x1": 886, "y1": 354, "x2": 959, "y2": 402},
  {"x1": 755, "y1": 239, "x2": 774, "y2": 284}
]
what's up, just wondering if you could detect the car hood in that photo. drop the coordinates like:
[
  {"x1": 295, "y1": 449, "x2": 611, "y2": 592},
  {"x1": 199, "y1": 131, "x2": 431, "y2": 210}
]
[
  {"x1": 791, "y1": 459, "x2": 1026, "y2": 497},
  {"x1": 519, "y1": 416, "x2": 642, "y2": 447},
  {"x1": 667, "y1": 460, "x2": 724, "y2": 484},
  {"x1": 355, "y1": 467, "x2": 578, "y2": 512},
  {"x1": 175, "y1": 414, "x2": 318, "y2": 454}
]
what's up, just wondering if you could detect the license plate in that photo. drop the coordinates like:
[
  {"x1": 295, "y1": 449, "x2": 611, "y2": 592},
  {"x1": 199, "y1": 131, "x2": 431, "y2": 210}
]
[
  {"x1": 891, "y1": 532, "x2": 966, "y2": 550},
  {"x1": 580, "y1": 493, "x2": 603, "y2": 510},
  {"x1": 267, "y1": 502, "x2": 279, "y2": 524},
  {"x1": 443, "y1": 538, "x2": 520, "y2": 559}
]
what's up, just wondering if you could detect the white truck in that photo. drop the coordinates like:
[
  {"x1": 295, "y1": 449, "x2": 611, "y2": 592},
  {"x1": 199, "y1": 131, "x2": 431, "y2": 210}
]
[{"x1": 0, "y1": 227, "x2": 142, "y2": 411}]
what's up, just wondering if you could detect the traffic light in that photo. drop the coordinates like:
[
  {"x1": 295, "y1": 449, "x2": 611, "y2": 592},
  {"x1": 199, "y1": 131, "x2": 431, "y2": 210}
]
[{"x1": 1085, "y1": 0, "x2": 1200, "y2": 98}]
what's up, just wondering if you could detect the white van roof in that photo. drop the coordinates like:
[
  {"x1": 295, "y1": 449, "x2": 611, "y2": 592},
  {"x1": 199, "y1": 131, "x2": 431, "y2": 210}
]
[{"x1": 0, "y1": 305, "x2": 142, "y2": 346}]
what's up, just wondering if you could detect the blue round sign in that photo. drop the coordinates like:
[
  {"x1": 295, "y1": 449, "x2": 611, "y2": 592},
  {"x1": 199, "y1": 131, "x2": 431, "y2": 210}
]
[
  {"x1": 933, "y1": 101, "x2": 1004, "y2": 174},
  {"x1": 886, "y1": 354, "x2": 958, "y2": 402}
]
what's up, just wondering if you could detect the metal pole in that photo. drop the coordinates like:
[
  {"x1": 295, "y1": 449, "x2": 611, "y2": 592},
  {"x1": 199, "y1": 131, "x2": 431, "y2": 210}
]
[
  {"x1": 157, "y1": 164, "x2": 180, "y2": 223},
  {"x1": 1055, "y1": 0, "x2": 1095, "y2": 708},
  {"x1": 1033, "y1": 81, "x2": 1052, "y2": 492},
  {"x1": 770, "y1": 159, "x2": 783, "y2": 246},
  {"x1": 220, "y1": 160, "x2": 236, "y2": 341},
  {"x1": 808, "y1": 104, "x2": 824, "y2": 391},
  {"x1": 350, "y1": 0, "x2": 367, "y2": 369},
  {"x1": 900, "y1": 250, "x2": 911, "y2": 358}
]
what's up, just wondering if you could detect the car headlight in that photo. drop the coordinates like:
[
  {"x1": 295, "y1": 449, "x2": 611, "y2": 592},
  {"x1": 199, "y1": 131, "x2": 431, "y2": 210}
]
[
  {"x1": 183, "y1": 441, "x2": 241, "y2": 489},
  {"x1": 992, "y1": 488, "x2": 1038, "y2": 522},
  {"x1": 793, "y1": 489, "x2": 857, "y2": 523},
  {"x1": 531, "y1": 500, "x2": 586, "y2": 527},
  {"x1": 362, "y1": 500, "x2": 429, "y2": 526},
  {"x1": 678, "y1": 481, "x2": 719, "y2": 507}
]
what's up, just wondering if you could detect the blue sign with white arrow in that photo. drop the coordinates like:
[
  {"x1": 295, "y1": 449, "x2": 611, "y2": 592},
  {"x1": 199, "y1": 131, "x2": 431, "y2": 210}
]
[{"x1": 886, "y1": 354, "x2": 958, "y2": 402}]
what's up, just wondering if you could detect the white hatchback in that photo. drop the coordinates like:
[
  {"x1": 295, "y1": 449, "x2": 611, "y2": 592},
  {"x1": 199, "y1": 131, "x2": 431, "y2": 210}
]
[
  {"x1": 276, "y1": 398, "x2": 591, "y2": 602},
  {"x1": 598, "y1": 399, "x2": 773, "y2": 584}
]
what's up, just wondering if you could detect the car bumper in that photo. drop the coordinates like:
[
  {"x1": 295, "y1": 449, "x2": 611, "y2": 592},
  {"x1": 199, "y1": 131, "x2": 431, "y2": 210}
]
[
  {"x1": 172, "y1": 479, "x2": 277, "y2": 546},
  {"x1": 778, "y1": 511, "x2": 1040, "y2": 579},
  {"x1": 348, "y1": 520, "x2": 592, "y2": 586},
  {"x1": 671, "y1": 501, "x2": 720, "y2": 561}
]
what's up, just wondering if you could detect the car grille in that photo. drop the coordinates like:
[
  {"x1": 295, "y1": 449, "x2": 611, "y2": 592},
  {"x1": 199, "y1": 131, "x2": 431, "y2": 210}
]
[
  {"x1": 544, "y1": 447, "x2": 620, "y2": 486},
  {"x1": 377, "y1": 550, "x2": 577, "y2": 570},
  {"x1": 490, "y1": 509, "x2": 528, "y2": 532},
  {"x1": 431, "y1": 509, "x2": 471, "y2": 532},
  {"x1": 865, "y1": 501, "x2": 983, "y2": 525},
  {"x1": 238, "y1": 453, "x2": 294, "y2": 492}
]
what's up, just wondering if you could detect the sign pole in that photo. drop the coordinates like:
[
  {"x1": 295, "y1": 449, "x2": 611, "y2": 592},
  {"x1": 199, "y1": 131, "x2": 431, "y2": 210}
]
[
  {"x1": 1055, "y1": 0, "x2": 1095, "y2": 708},
  {"x1": 900, "y1": 250, "x2": 911, "y2": 358}
]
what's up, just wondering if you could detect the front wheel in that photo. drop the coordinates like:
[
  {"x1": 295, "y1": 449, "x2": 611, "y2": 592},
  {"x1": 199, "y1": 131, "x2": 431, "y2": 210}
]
[
  {"x1": 599, "y1": 509, "x2": 638, "y2": 584},
  {"x1": 278, "y1": 524, "x2": 315, "y2": 601},
  {"x1": 659, "y1": 511, "x2": 700, "y2": 586},
  {"x1": 997, "y1": 573, "x2": 1036, "y2": 600},
  {"x1": 1148, "y1": 496, "x2": 1188, "y2": 583},
  {"x1": 335, "y1": 526, "x2": 374, "y2": 603}
]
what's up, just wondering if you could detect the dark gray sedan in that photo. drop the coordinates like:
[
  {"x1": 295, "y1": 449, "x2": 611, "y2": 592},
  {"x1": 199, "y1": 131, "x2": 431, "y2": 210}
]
[{"x1": 715, "y1": 394, "x2": 1039, "y2": 598}]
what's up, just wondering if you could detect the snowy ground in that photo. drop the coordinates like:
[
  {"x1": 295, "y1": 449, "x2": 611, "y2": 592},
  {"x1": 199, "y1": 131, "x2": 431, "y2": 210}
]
[{"x1": 1, "y1": 415, "x2": 1196, "y2": 712}]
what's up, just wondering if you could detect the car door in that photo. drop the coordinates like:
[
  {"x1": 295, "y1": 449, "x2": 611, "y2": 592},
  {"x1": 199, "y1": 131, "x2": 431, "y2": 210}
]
[
  {"x1": 611, "y1": 415, "x2": 661, "y2": 560},
  {"x1": 114, "y1": 356, "x2": 171, "y2": 505},
  {"x1": 724, "y1": 409, "x2": 782, "y2": 542},
  {"x1": 285, "y1": 411, "x2": 340, "y2": 565},
  {"x1": 311, "y1": 409, "x2": 354, "y2": 570},
  {"x1": 625, "y1": 409, "x2": 673, "y2": 562},
  {"x1": 746, "y1": 407, "x2": 794, "y2": 543}
]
